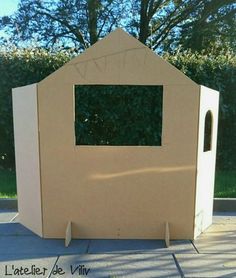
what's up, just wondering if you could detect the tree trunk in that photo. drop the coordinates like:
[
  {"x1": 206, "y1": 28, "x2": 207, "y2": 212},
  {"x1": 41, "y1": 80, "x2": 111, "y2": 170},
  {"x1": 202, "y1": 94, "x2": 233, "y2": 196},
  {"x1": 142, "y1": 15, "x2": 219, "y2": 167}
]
[
  {"x1": 139, "y1": 0, "x2": 149, "y2": 44},
  {"x1": 88, "y1": 0, "x2": 99, "y2": 45}
]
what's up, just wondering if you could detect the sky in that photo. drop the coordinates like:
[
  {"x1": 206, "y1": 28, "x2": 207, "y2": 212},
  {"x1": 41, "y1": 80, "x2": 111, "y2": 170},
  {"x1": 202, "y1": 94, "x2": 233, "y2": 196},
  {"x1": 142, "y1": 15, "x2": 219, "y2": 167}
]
[
  {"x1": 0, "y1": 0, "x2": 19, "y2": 39},
  {"x1": 0, "y1": 0, "x2": 19, "y2": 16}
]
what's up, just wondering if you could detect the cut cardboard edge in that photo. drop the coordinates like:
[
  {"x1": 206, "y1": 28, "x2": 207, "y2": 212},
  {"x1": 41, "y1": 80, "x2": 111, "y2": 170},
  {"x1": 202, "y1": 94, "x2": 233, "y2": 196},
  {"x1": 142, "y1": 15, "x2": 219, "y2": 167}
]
[
  {"x1": 165, "y1": 222, "x2": 170, "y2": 248},
  {"x1": 65, "y1": 221, "x2": 72, "y2": 247}
]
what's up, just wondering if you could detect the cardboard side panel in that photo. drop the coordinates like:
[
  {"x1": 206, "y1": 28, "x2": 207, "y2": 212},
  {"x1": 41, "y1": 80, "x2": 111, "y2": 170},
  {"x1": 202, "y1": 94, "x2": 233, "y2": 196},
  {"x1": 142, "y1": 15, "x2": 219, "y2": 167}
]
[
  {"x1": 194, "y1": 86, "x2": 219, "y2": 238},
  {"x1": 12, "y1": 84, "x2": 42, "y2": 236},
  {"x1": 38, "y1": 76, "x2": 199, "y2": 239}
]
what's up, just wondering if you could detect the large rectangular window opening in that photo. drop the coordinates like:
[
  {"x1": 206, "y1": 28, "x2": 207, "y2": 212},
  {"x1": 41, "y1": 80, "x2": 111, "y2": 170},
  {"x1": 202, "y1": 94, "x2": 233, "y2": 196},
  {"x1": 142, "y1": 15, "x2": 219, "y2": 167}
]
[{"x1": 74, "y1": 85, "x2": 163, "y2": 146}]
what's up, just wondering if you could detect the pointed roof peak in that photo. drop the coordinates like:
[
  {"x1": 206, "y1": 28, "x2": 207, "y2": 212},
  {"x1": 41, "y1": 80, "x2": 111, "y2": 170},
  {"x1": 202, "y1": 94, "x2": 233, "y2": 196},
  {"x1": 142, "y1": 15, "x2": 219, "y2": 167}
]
[
  {"x1": 42, "y1": 28, "x2": 196, "y2": 86},
  {"x1": 101, "y1": 28, "x2": 134, "y2": 38},
  {"x1": 67, "y1": 28, "x2": 145, "y2": 65}
]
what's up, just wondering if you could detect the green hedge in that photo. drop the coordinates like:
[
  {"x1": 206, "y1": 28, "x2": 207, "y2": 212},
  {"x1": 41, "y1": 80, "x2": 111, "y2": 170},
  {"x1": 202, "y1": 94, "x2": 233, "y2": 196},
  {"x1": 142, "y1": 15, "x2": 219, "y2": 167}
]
[
  {"x1": 0, "y1": 47, "x2": 235, "y2": 170},
  {"x1": 74, "y1": 85, "x2": 163, "y2": 146}
]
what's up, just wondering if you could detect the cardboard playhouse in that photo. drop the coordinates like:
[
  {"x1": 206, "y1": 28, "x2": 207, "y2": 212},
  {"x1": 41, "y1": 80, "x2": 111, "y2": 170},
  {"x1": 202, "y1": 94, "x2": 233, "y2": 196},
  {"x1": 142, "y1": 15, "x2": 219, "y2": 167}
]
[{"x1": 12, "y1": 29, "x2": 219, "y2": 244}]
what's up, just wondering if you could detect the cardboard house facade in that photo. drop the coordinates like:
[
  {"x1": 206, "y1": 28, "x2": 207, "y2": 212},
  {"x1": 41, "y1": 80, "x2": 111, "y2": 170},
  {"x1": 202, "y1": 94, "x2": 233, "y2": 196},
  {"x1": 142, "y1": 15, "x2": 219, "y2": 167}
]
[{"x1": 12, "y1": 29, "x2": 219, "y2": 240}]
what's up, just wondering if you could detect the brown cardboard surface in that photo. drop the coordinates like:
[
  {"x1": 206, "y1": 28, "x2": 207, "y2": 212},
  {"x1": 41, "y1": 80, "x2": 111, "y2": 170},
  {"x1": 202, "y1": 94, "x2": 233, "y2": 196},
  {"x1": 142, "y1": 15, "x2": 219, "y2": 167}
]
[
  {"x1": 37, "y1": 30, "x2": 200, "y2": 239},
  {"x1": 12, "y1": 29, "x2": 219, "y2": 240},
  {"x1": 194, "y1": 86, "x2": 219, "y2": 238},
  {"x1": 12, "y1": 84, "x2": 42, "y2": 236}
]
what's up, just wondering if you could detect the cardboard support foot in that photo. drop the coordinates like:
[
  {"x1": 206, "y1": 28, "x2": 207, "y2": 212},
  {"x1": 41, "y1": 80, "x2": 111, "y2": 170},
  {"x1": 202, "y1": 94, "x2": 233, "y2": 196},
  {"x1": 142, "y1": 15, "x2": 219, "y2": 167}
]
[
  {"x1": 165, "y1": 221, "x2": 170, "y2": 248},
  {"x1": 65, "y1": 221, "x2": 72, "y2": 247}
]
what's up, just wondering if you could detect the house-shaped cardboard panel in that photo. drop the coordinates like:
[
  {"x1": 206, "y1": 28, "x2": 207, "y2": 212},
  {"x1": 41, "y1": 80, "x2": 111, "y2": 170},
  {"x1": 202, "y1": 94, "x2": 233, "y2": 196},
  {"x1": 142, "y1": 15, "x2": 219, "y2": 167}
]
[{"x1": 12, "y1": 29, "x2": 219, "y2": 240}]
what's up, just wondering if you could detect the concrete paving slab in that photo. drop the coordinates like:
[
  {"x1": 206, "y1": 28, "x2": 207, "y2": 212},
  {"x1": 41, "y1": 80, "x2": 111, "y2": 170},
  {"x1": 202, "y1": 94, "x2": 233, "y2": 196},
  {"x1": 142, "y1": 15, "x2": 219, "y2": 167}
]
[
  {"x1": 193, "y1": 223, "x2": 236, "y2": 253},
  {"x1": 88, "y1": 239, "x2": 165, "y2": 254},
  {"x1": 0, "y1": 210, "x2": 18, "y2": 222},
  {"x1": 168, "y1": 240, "x2": 197, "y2": 254},
  {"x1": 193, "y1": 234, "x2": 236, "y2": 254},
  {"x1": 54, "y1": 254, "x2": 180, "y2": 278},
  {"x1": 0, "y1": 236, "x2": 90, "y2": 258},
  {"x1": 0, "y1": 209, "x2": 236, "y2": 277},
  {"x1": 213, "y1": 212, "x2": 236, "y2": 224},
  {"x1": 88, "y1": 239, "x2": 196, "y2": 254},
  {"x1": 176, "y1": 254, "x2": 236, "y2": 277},
  {"x1": 0, "y1": 255, "x2": 57, "y2": 278},
  {"x1": 0, "y1": 223, "x2": 35, "y2": 236},
  {"x1": 204, "y1": 224, "x2": 236, "y2": 233}
]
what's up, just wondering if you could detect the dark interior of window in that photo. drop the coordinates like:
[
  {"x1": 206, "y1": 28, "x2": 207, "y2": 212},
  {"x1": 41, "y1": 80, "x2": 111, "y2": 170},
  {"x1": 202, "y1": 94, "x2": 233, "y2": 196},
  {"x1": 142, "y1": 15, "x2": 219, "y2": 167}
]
[
  {"x1": 74, "y1": 85, "x2": 163, "y2": 146},
  {"x1": 204, "y1": 110, "x2": 213, "y2": 152}
]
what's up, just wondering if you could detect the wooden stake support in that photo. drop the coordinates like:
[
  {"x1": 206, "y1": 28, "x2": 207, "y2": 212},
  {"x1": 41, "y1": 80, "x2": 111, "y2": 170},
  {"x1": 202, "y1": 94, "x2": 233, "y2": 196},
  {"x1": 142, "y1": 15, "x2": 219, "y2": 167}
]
[
  {"x1": 65, "y1": 221, "x2": 72, "y2": 247},
  {"x1": 165, "y1": 221, "x2": 170, "y2": 248}
]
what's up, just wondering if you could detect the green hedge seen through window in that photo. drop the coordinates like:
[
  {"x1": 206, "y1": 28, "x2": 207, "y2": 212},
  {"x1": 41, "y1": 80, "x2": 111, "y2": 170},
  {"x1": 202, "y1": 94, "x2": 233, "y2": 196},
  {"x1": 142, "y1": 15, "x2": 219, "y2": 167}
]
[{"x1": 74, "y1": 85, "x2": 163, "y2": 146}]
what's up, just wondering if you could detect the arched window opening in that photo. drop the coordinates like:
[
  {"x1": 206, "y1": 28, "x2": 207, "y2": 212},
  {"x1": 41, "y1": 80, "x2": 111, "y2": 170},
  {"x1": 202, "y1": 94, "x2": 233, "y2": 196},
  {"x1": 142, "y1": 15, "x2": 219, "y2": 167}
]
[{"x1": 204, "y1": 110, "x2": 213, "y2": 152}]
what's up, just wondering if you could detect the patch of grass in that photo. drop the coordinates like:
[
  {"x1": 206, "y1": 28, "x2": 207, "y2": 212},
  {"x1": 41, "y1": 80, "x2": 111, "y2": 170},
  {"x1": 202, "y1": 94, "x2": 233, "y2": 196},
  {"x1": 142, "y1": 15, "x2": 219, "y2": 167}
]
[
  {"x1": 0, "y1": 169, "x2": 16, "y2": 198},
  {"x1": 214, "y1": 171, "x2": 236, "y2": 198}
]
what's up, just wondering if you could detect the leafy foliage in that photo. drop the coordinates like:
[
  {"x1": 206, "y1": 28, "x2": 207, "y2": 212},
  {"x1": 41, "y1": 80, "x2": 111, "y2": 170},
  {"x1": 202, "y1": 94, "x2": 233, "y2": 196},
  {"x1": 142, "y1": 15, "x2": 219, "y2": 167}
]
[
  {"x1": 215, "y1": 170, "x2": 236, "y2": 198},
  {"x1": 75, "y1": 85, "x2": 163, "y2": 145},
  {"x1": 0, "y1": 169, "x2": 16, "y2": 198},
  {"x1": 177, "y1": 0, "x2": 236, "y2": 52},
  {"x1": 0, "y1": 0, "x2": 125, "y2": 50}
]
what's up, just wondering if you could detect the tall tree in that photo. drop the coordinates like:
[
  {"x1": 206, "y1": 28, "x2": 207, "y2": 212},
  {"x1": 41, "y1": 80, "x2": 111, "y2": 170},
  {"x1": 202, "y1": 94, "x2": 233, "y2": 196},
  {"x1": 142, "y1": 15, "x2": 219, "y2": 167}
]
[
  {"x1": 178, "y1": 0, "x2": 236, "y2": 52},
  {"x1": 127, "y1": 0, "x2": 202, "y2": 49},
  {"x1": 0, "y1": 0, "x2": 125, "y2": 50},
  {"x1": 0, "y1": 0, "x2": 235, "y2": 52},
  {"x1": 127, "y1": 0, "x2": 235, "y2": 52}
]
